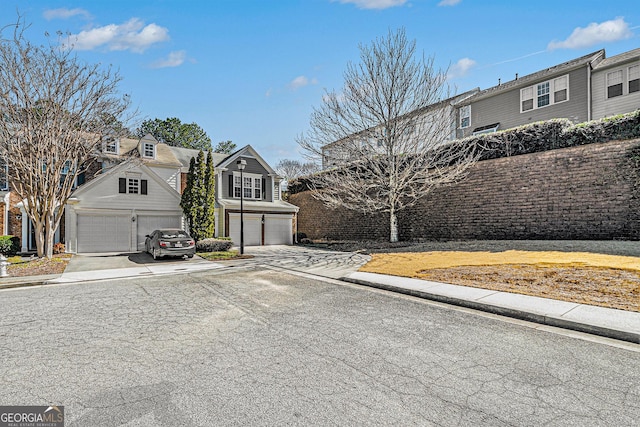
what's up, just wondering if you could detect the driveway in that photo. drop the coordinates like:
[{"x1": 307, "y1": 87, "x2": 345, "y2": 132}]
[
  {"x1": 62, "y1": 245, "x2": 371, "y2": 280},
  {"x1": 64, "y1": 251, "x2": 205, "y2": 273}
]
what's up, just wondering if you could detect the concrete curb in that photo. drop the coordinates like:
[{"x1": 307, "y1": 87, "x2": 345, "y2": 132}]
[{"x1": 342, "y1": 273, "x2": 640, "y2": 344}]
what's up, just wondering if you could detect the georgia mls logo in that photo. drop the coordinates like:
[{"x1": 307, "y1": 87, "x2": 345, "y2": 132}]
[{"x1": 0, "y1": 405, "x2": 64, "y2": 427}]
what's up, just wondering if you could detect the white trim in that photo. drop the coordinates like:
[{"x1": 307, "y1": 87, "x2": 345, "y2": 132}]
[
  {"x1": 520, "y1": 74, "x2": 570, "y2": 113},
  {"x1": 459, "y1": 105, "x2": 471, "y2": 129}
]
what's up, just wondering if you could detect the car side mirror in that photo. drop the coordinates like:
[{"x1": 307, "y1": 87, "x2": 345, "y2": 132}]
[{"x1": 145, "y1": 234, "x2": 151, "y2": 238}]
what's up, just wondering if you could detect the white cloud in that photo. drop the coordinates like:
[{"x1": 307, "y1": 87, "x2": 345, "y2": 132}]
[
  {"x1": 448, "y1": 57, "x2": 476, "y2": 79},
  {"x1": 43, "y1": 8, "x2": 91, "y2": 20},
  {"x1": 67, "y1": 18, "x2": 169, "y2": 53},
  {"x1": 288, "y1": 76, "x2": 318, "y2": 90},
  {"x1": 547, "y1": 18, "x2": 633, "y2": 50},
  {"x1": 333, "y1": 0, "x2": 407, "y2": 10},
  {"x1": 438, "y1": 0, "x2": 461, "y2": 6},
  {"x1": 150, "y1": 50, "x2": 187, "y2": 68}
]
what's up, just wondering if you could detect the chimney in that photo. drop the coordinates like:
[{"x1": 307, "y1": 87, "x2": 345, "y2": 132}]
[{"x1": 515, "y1": 73, "x2": 519, "y2": 80}]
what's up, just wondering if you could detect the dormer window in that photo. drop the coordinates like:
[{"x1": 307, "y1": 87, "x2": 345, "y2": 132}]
[
  {"x1": 142, "y1": 142, "x2": 155, "y2": 159},
  {"x1": 103, "y1": 137, "x2": 119, "y2": 154}
]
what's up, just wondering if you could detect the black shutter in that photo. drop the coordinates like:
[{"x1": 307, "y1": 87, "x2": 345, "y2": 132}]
[
  {"x1": 119, "y1": 178, "x2": 126, "y2": 193},
  {"x1": 229, "y1": 175, "x2": 233, "y2": 197},
  {"x1": 77, "y1": 172, "x2": 86, "y2": 186},
  {"x1": 141, "y1": 179, "x2": 148, "y2": 195},
  {"x1": 262, "y1": 178, "x2": 266, "y2": 200}
]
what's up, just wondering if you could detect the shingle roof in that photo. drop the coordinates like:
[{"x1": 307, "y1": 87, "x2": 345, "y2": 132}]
[
  {"x1": 593, "y1": 47, "x2": 640, "y2": 70},
  {"x1": 456, "y1": 49, "x2": 605, "y2": 105}
]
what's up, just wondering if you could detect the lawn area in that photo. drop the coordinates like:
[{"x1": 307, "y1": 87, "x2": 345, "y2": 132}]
[
  {"x1": 197, "y1": 250, "x2": 253, "y2": 261},
  {"x1": 361, "y1": 250, "x2": 640, "y2": 312},
  {"x1": 6, "y1": 254, "x2": 72, "y2": 277}
]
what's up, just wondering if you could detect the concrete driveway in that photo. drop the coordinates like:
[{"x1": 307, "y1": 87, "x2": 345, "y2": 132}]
[{"x1": 64, "y1": 251, "x2": 204, "y2": 273}]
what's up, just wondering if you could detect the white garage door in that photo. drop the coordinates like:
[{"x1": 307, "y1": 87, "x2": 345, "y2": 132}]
[
  {"x1": 264, "y1": 214, "x2": 293, "y2": 245},
  {"x1": 77, "y1": 214, "x2": 131, "y2": 253},
  {"x1": 136, "y1": 215, "x2": 182, "y2": 250},
  {"x1": 228, "y1": 213, "x2": 262, "y2": 246}
]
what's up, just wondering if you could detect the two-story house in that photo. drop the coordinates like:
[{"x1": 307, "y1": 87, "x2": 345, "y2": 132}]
[
  {"x1": 455, "y1": 50, "x2": 606, "y2": 138},
  {"x1": 2, "y1": 133, "x2": 297, "y2": 254},
  {"x1": 591, "y1": 47, "x2": 640, "y2": 119}
]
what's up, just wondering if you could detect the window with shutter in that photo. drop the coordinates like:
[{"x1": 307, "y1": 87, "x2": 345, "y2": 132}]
[
  {"x1": 607, "y1": 70, "x2": 623, "y2": 98},
  {"x1": 629, "y1": 65, "x2": 639, "y2": 94}
]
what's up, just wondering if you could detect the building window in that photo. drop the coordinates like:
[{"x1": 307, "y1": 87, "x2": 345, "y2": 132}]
[
  {"x1": 459, "y1": 105, "x2": 471, "y2": 128},
  {"x1": 521, "y1": 87, "x2": 534, "y2": 112},
  {"x1": 537, "y1": 82, "x2": 550, "y2": 107},
  {"x1": 554, "y1": 76, "x2": 568, "y2": 102},
  {"x1": 103, "y1": 137, "x2": 119, "y2": 154},
  {"x1": 128, "y1": 178, "x2": 139, "y2": 194},
  {"x1": 607, "y1": 70, "x2": 623, "y2": 98},
  {"x1": 142, "y1": 143, "x2": 155, "y2": 158},
  {"x1": 0, "y1": 157, "x2": 7, "y2": 191},
  {"x1": 119, "y1": 177, "x2": 148, "y2": 195},
  {"x1": 629, "y1": 65, "x2": 640, "y2": 94},
  {"x1": 233, "y1": 172, "x2": 262, "y2": 200},
  {"x1": 520, "y1": 74, "x2": 569, "y2": 113}
]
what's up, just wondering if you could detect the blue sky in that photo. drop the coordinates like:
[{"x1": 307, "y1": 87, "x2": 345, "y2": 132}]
[{"x1": 2, "y1": 0, "x2": 639, "y2": 165}]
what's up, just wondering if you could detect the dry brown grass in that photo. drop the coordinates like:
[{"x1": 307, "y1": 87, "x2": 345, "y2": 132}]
[
  {"x1": 361, "y1": 251, "x2": 640, "y2": 312},
  {"x1": 6, "y1": 254, "x2": 72, "y2": 277}
]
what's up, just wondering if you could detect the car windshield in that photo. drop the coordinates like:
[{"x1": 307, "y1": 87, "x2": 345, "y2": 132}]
[{"x1": 160, "y1": 230, "x2": 189, "y2": 239}]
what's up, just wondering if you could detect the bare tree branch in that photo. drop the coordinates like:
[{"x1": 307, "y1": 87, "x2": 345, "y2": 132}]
[
  {"x1": 0, "y1": 17, "x2": 134, "y2": 257},
  {"x1": 297, "y1": 28, "x2": 478, "y2": 242}
]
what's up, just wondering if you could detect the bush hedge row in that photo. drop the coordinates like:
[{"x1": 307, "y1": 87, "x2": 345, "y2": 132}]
[
  {"x1": 466, "y1": 109, "x2": 640, "y2": 161},
  {"x1": 0, "y1": 235, "x2": 20, "y2": 256},
  {"x1": 196, "y1": 238, "x2": 233, "y2": 252}
]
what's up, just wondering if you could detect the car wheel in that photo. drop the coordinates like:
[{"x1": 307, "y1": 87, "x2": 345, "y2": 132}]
[{"x1": 187, "y1": 254, "x2": 194, "y2": 259}]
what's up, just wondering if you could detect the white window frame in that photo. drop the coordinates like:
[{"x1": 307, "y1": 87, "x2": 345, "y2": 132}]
[
  {"x1": 628, "y1": 64, "x2": 639, "y2": 94},
  {"x1": 128, "y1": 178, "x2": 140, "y2": 194},
  {"x1": 606, "y1": 70, "x2": 623, "y2": 99},
  {"x1": 142, "y1": 142, "x2": 155, "y2": 159},
  {"x1": 233, "y1": 172, "x2": 262, "y2": 200},
  {"x1": 459, "y1": 105, "x2": 471, "y2": 129},
  {"x1": 520, "y1": 74, "x2": 569, "y2": 113},
  {"x1": 103, "y1": 137, "x2": 119, "y2": 154}
]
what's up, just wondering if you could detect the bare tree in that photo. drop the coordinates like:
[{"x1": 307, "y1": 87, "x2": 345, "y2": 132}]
[
  {"x1": 0, "y1": 19, "x2": 133, "y2": 257},
  {"x1": 297, "y1": 28, "x2": 478, "y2": 242},
  {"x1": 274, "y1": 159, "x2": 319, "y2": 181}
]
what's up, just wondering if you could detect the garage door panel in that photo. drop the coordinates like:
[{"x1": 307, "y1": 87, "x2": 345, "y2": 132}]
[
  {"x1": 264, "y1": 215, "x2": 293, "y2": 245},
  {"x1": 77, "y1": 215, "x2": 130, "y2": 253},
  {"x1": 228, "y1": 213, "x2": 262, "y2": 246},
  {"x1": 137, "y1": 215, "x2": 182, "y2": 250}
]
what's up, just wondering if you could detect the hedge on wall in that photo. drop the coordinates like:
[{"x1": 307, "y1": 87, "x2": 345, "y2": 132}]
[
  {"x1": 289, "y1": 109, "x2": 640, "y2": 195},
  {"x1": 465, "y1": 109, "x2": 640, "y2": 161}
]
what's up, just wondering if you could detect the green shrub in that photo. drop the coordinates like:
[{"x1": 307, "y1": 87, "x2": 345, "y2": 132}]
[
  {"x1": 0, "y1": 235, "x2": 20, "y2": 256},
  {"x1": 196, "y1": 238, "x2": 233, "y2": 252}
]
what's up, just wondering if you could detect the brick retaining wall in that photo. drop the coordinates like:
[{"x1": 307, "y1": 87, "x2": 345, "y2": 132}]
[{"x1": 290, "y1": 138, "x2": 640, "y2": 241}]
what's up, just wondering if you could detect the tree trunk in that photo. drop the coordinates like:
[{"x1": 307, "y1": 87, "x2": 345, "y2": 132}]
[{"x1": 389, "y1": 206, "x2": 399, "y2": 243}]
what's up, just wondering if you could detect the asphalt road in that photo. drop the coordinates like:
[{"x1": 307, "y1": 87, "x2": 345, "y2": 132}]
[{"x1": 0, "y1": 267, "x2": 638, "y2": 426}]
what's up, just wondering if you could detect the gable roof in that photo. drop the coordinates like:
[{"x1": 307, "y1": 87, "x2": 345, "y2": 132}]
[
  {"x1": 69, "y1": 158, "x2": 180, "y2": 201},
  {"x1": 216, "y1": 145, "x2": 279, "y2": 177},
  {"x1": 457, "y1": 49, "x2": 605, "y2": 105},
  {"x1": 169, "y1": 146, "x2": 229, "y2": 172},
  {"x1": 593, "y1": 47, "x2": 640, "y2": 71}
]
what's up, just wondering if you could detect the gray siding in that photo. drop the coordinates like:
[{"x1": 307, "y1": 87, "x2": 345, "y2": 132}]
[
  {"x1": 220, "y1": 157, "x2": 272, "y2": 201},
  {"x1": 592, "y1": 58, "x2": 640, "y2": 119},
  {"x1": 461, "y1": 66, "x2": 590, "y2": 138}
]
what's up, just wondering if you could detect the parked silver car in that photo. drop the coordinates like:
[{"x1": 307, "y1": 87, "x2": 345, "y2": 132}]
[{"x1": 145, "y1": 229, "x2": 196, "y2": 260}]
